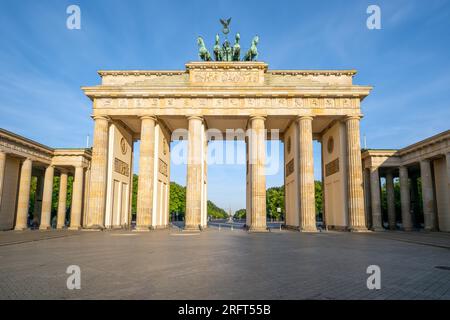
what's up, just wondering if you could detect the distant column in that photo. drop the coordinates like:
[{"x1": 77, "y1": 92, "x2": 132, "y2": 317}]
[
  {"x1": 39, "y1": 165, "x2": 55, "y2": 230},
  {"x1": 69, "y1": 166, "x2": 84, "y2": 230},
  {"x1": 399, "y1": 166, "x2": 413, "y2": 231},
  {"x1": 345, "y1": 116, "x2": 367, "y2": 231},
  {"x1": 248, "y1": 116, "x2": 267, "y2": 232},
  {"x1": 446, "y1": 153, "x2": 450, "y2": 211},
  {"x1": 297, "y1": 116, "x2": 317, "y2": 232},
  {"x1": 386, "y1": 171, "x2": 396, "y2": 230},
  {"x1": 185, "y1": 116, "x2": 203, "y2": 231},
  {"x1": 370, "y1": 166, "x2": 383, "y2": 231},
  {"x1": 86, "y1": 115, "x2": 109, "y2": 229},
  {"x1": 420, "y1": 159, "x2": 437, "y2": 231},
  {"x1": 136, "y1": 116, "x2": 156, "y2": 231},
  {"x1": 15, "y1": 158, "x2": 33, "y2": 230},
  {"x1": 0, "y1": 151, "x2": 5, "y2": 210},
  {"x1": 363, "y1": 168, "x2": 372, "y2": 229},
  {"x1": 56, "y1": 170, "x2": 68, "y2": 229}
]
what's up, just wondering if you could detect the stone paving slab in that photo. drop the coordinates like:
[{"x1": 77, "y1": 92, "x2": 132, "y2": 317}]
[
  {"x1": 0, "y1": 229, "x2": 83, "y2": 247},
  {"x1": 0, "y1": 229, "x2": 449, "y2": 299}
]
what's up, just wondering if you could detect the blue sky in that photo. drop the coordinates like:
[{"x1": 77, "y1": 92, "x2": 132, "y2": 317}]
[{"x1": 1, "y1": 0, "x2": 449, "y2": 212}]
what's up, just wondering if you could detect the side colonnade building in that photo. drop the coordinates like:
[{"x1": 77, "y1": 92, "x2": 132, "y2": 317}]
[
  {"x1": 362, "y1": 130, "x2": 450, "y2": 232},
  {"x1": 0, "y1": 128, "x2": 91, "y2": 230}
]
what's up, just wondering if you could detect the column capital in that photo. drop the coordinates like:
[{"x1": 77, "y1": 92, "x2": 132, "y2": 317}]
[
  {"x1": 140, "y1": 115, "x2": 157, "y2": 121},
  {"x1": 187, "y1": 115, "x2": 203, "y2": 122},
  {"x1": 91, "y1": 115, "x2": 111, "y2": 122},
  {"x1": 58, "y1": 168, "x2": 69, "y2": 174},
  {"x1": 344, "y1": 114, "x2": 363, "y2": 122},
  {"x1": 296, "y1": 115, "x2": 314, "y2": 121},
  {"x1": 420, "y1": 158, "x2": 431, "y2": 164},
  {"x1": 249, "y1": 115, "x2": 266, "y2": 121}
]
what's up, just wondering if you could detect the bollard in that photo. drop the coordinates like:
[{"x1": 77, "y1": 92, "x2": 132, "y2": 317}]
[
  {"x1": 231, "y1": 224, "x2": 233, "y2": 231},
  {"x1": 219, "y1": 224, "x2": 221, "y2": 231}
]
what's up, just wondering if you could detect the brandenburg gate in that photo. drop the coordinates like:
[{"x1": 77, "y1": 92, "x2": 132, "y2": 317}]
[{"x1": 81, "y1": 61, "x2": 372, "y2": 232}]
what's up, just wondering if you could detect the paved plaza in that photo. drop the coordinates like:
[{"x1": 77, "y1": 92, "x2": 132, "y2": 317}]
[{"x1": 0, "y1": 226, "x2": 449, "y2": 300}]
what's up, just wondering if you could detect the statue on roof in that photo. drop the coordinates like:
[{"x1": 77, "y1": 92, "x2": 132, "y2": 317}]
[{"x1": 197, "y1": 19, "x2": 259, "y2": 62}]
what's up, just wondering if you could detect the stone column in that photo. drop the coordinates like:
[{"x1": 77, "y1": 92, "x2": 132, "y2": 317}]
[
  {"x1": 385, "y1": 171, "x2": 396, "y2": 230},
  {"x1": 420, "y1": 159, "x2": 436, "y2": 231},
  {"x1": 363, "y1": 168, "x2": 372, "y2": 229},
  {"x1": 446, "y1": 153, "x2": 450, "y2": 211},
  {"x1": 39, "y1": 165, "x2": 55, "y2": 230},
  {"x1": 370, "y1": 166, "x2": 383, "y2": 230},
  {"x1": 297, "y1": 116, "x2": 317, "y2": 232},
  {"x1": 136, "y1": 116, "x2": 156, "y2": 231},
  {"x1": 56, "y1": 170, "x2": 68, "y2": 229},
  {"x1": 15, "y1": 158, "x2": 32, "y2": 230},
  {"x1": 345, "y1": 116, "x2": 367, "y2": 231},
  {"x1": 248, "y1": 116, "x2": 267, "y2": 232},
  {"x1": 0, "y1": 151, "x2": 5, "y2": 210},
  {"x1": 185, "y1": 116, "x2": 203, "y2": 231},
  {"x1": 86, "y1": 115, "x2": 109, "y2": 229},
  {"x1": 399, "y1": 166, "x2": 413, "y2": 231},
  {"x1": 32, "y1": 174, "x2": 43, "y2": 225},
  {"x1": 410, "y1": 176, "x2": 419, "y2": 227},
  {"x1": 69, "y1": 166, "x2": 84, "y2": 230}
]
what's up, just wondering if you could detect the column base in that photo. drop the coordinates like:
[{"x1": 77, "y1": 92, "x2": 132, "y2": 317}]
[
  {"x1": 134, "y1": 226, "x2": 151, "y2": 232},
  {"x1": 39, "y1": 225, "x2": 51, "y2": 230},
  {"x1": 299, "y1": 226, "x2": 318, "y2": 232},
  {"x1": 184, "y1": 225, "x2": 201, "y2": 232},
  {"x1": 84, "y1": 224, "x2": 105, "y2": 230},
  {"x1": 349, "y1": 226, "x2": 370, "y2": 232},
  {"x1": 68, "y1": 226, "x2": 82, "y2": 230},
  {"x1": 371, "y1": 226, "x2": 385, "y2": 232},
  {"x1": 248, "y1": 226, "x2": 268, "y2": 233},
  {"x1": 402, "y1": 227, "x2": 414, "y2": 232},
  {"x1": 14, "y1": 226, "x2": 28, "y2": 231},
  {"x1": 56, "y1": 226, "x2": 66, "y2": 230}
]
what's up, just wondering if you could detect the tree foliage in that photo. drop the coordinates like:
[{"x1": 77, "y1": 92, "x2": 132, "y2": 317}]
[
  {"x1": 234, "y1": 208, "x2": 246, "y2": 219},
  {"x1": 169, "y1": 181, "x2": 186, "y2": 216}
]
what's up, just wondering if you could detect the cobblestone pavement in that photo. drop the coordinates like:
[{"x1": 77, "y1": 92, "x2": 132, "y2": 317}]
[{"x1": 0, "y1": 227, "x2": 449, "y2": 299}]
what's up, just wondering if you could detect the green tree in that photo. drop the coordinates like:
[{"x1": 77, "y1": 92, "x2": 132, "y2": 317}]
[
  {"x1": 234, "y1": 208, "x2": 246, "y2": 219},
  {"x1": 314, "y1": 181, "x2": 323, "y2": 219},
  {"x1": 169, "y1": 181, "x2": 186, "y2": 217},
  {"x1": 207, "y1": 200, "x2": 228, "y2": 219},
  {"x1": 266, "y1": 186, "x2": 284, "y2": 220},
  {"x1": 132, "y1": 174, "x2": 138, "y2": 218}
]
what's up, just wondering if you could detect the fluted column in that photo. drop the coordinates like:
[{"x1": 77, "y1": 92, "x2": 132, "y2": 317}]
[
  {"x1": 385, "y1": 171, "x2": 396, "y2": 230},
  {"x1": 446, "y1": 153, "x2": 450, "y2": 211},
  {"x1": 86, "y1": 115, "x2": 109, "y2": 229},
  {"x1": 399, "y1": 166, "x2": 413, "y2": 231},
  {"x1": 363, "y1": 168, "x2": 372, "y2": 229},
  {"x1": 15, "y1": 158, "x2": 32, "y2": 230},
  {"x1": 185, "y1": 116, "x2": 203, "y2": 230},
  {"x1": 370, "y1": 166, "x2": 383, "y2": 230},
  {"x1": 0, "y1": 151, "x2": 5, "y2": 210},
  {"x1": 297, "y1": 116, "x2": 317, "y2": 232},
  {"x1": 39, "y1": 165, "x2": 55, "y2": 230},
  {"x1": 420, "y1": 159, "x2": 436, "y2": 231},
  {"x1": 136, "y1": 116, "x2": 156, "y2": 231},
  {"x1": 248, "y1": 116, "x2": 267, "y2": 232},
  {"x1": 56, "y1": 170, "x2": 68, "y2": 229},
  {"x1": 32, "y1": 174, "x2": 43, "y2": 225},
  {"x1": 345, "y1": 116, "x2": 367, "y2": 231},
  {"x1": 69, "y1": 166, "x2": 84, "y2": 230}
]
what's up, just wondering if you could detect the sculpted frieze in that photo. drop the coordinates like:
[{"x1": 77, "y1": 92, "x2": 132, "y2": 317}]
[{"x1": 95, "y1": 97, "x2": 358, "y2": 110}]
